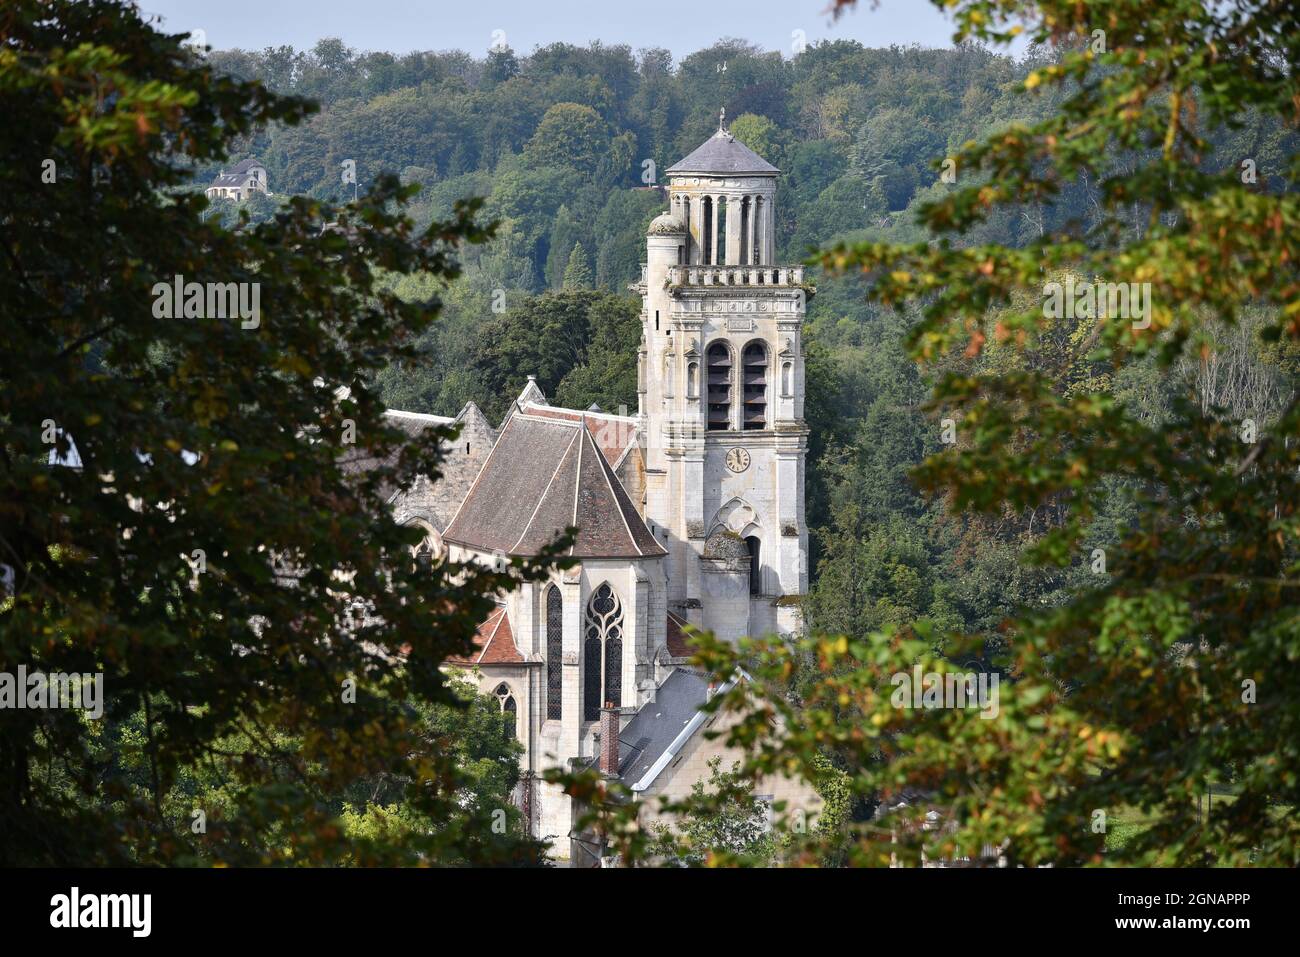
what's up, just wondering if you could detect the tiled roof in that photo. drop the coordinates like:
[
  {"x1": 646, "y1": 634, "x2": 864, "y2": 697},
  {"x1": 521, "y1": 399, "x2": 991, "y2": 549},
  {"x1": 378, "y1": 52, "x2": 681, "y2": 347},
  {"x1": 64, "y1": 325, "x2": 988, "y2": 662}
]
[
  {"x1": 520, "y1": 402, "x2": 637, "y2": 469},
  {"x1": 666, "y1": 130, "x2": 780, "y2": 176},
  {"x1": 616, "y1": 668, "x2": 712, "y2": 785},
  {"x1": 665, "y1": 611, "x2": 694, "y2": 658},
  {"x1": 443, "y1": 410, "x2": 664, "y2": 560},
  {"x1": 446, "y1": 605, "x2": 523, "y2": 666}
]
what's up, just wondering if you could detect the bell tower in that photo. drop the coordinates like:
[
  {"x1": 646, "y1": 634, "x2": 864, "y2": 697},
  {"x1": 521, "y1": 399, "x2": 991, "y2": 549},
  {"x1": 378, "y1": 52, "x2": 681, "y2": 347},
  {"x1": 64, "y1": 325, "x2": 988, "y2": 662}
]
[{"x1": 634, "y1": 112, "x2": 809, "y2": 640}]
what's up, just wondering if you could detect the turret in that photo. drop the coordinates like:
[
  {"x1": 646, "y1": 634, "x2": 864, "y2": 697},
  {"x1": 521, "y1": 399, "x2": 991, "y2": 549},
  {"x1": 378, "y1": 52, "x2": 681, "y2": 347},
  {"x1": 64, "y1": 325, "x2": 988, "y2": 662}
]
[{"x1": 664, "y1": 109, "x2": 779, "y2": 266}]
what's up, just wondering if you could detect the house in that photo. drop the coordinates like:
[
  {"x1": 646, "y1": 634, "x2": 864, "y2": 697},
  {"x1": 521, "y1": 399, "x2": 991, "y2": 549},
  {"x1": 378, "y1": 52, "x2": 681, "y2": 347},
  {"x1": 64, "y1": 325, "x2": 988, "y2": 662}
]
[{"x1": 205, "y1": 158, "x2": 269, "y2": 202}]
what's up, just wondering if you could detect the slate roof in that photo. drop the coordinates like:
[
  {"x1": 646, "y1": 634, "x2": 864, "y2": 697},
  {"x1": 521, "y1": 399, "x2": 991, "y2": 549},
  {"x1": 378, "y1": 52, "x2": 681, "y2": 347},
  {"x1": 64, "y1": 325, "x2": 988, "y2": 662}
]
[
  {"x1": 666, "y1": 130, "x2": 780, "y2": 176},
  {"x1": 520, "y1": 402, "x2": 637, "y2": 470},
  {"x1": 615, "y1": 668, "x2": 712, "y2": 786},
  {"x1": 209, "y1": 158, "x2": 266, "y2": 187},
  {"x1": 443, "y1": 410, "x2": 665, "y2": 559},
  {"x1": 446, "y1": 605, "x2": 524, "y2": 666}
]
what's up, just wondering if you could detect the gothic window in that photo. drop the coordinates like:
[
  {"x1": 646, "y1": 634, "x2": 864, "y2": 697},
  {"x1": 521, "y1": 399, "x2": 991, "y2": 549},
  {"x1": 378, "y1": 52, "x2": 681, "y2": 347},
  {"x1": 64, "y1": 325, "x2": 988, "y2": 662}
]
[
  {"x1": 408, "y1": 522, "x2": 442, "y2": 573},
  {"x1": 742, "y1": 341, "x2": 768, "y2": 430},
  {"x1": 546, "y1": 585, "x2": 562, "y2": 721},
  {"x1": 745, "y1": 536, "x2": 762, "y2": 596},
  {"x1": 706, "y1": 341, "x2": 732, "y2": 431},
  {"x1": 494, "y1": 683, "x2": 517, "y2": 739},
  {"x1": 583, "y1": 583, "x2": 624, "y2": 721}
]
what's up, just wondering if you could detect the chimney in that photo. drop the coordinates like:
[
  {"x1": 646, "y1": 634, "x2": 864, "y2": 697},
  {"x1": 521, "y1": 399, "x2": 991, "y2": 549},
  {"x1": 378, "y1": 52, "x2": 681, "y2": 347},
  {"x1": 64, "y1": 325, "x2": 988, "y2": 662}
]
[{"x1": 599, "y1": 703, "x2": 620, "y2": 776}]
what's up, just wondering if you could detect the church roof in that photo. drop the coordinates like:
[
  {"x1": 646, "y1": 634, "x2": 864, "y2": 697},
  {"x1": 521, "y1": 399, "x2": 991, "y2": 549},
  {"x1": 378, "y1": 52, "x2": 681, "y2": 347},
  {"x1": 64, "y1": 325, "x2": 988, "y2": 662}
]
[
  {"x1": 446, "y1": 605, "x2": 523, "y2": 666},
  {"x1": 443, "y1": 410, "x2": 665, "y2": 560},
  {"x1": 519, "y1": 402, "x2": 637, "y2": 470},
  {"x1": 666, "y1": 130, "x2": 779, "y2": 176}
]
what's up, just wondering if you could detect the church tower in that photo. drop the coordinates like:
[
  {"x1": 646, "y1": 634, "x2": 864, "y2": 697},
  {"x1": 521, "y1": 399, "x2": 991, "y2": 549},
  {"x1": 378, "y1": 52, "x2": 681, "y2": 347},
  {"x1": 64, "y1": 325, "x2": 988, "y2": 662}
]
[{"x1": 634, "y1": 111, "x2": 809, "y2": 640}]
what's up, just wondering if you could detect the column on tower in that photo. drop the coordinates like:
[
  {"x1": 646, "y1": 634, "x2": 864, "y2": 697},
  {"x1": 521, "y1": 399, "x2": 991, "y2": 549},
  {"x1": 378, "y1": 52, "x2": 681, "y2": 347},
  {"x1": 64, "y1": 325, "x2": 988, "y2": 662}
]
[
  {"x1": 688, "y1": 196, "x2": 701, "y2": 265},
  {"x1": 746, "y1": 196, "x2": 757, "y2": 267},
  {"x1": 759, "y1": 193, "x2": 769, "y2": 265},
  {"x1": 725, "y1": 194, "x2": 742, "y2": 266}
]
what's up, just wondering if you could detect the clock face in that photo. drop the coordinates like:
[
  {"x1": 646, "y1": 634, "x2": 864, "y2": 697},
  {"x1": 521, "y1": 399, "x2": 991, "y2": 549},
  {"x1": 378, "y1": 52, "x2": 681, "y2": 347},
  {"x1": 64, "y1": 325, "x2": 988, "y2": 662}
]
[{"x1": 725, "y1": 447, "x2": 751, "y2": 473}]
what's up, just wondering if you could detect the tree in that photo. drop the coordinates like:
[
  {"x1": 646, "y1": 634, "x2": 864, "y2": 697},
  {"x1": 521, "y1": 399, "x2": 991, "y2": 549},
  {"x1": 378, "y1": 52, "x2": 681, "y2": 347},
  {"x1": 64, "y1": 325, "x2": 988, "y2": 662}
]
[
  {"x1": 0, "y1": 0, "x2": 564, "y2": 866},
  {"x1": 523, "y1": 103, "x2": 611, "y2": 177},
  {"x1": 562, "y1": 242, "x2": 593, "y2": 289},
  {"x1": 557, "y1": 0, "x2": 1300, "y2": 868},
  {"x1": 729, "y1": 113, "x2": 784, "y2": 170},
  {"x1": 653, "y1": 758, "x2": 774, "y2": 866}
]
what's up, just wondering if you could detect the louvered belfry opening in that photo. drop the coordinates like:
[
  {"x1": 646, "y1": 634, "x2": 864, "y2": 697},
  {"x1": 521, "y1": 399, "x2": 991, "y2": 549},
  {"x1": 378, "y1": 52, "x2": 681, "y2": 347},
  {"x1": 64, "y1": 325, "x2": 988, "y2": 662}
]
[
  {"x1": 706, "y1": 342, "x2": 732, "y2": 431},
  {"x1": 742, "y1": 341, "x2": 768, "y2": 430}
]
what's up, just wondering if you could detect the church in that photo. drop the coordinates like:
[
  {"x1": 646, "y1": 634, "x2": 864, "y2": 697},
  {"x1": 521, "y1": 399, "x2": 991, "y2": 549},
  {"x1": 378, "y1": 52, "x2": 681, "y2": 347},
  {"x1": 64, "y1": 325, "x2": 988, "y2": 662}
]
[{"x1": 384, "y1": 119, "x2": 820, "y2": 862}]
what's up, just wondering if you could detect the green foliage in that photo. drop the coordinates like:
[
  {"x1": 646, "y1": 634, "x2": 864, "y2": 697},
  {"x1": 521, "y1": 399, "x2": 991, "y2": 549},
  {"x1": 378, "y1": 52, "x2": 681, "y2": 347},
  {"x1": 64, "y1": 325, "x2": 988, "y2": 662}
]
[
  {"x1": 0, "y1": 0, "x2": 566, "y2": 865},
  {"x1": 655, "y1": 758, "x2": 775, "y2": 866},
  {"x1": 561, "y1": 242, "x2": 593, "y2": 289},
  {"x1": 549, "y1": 0, "x2": 1300, "y2": 868},
  {"x1": 469, "y1": 290, "x2": 639, "y2": 420}
]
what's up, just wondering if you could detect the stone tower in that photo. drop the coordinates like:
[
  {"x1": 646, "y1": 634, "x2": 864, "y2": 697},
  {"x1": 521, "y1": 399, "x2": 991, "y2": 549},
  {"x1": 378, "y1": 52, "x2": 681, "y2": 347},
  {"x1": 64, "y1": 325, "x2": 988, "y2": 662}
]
[{"x1": 633, "y1": 111, "x2": 809, "y2": 641}]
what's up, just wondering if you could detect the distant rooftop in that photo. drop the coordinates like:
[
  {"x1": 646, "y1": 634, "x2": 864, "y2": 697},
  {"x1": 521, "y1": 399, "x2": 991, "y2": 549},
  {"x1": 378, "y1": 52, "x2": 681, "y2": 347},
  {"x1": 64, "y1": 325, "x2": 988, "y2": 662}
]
[{"x1": 666, "y1": 128, "x2": 779, "y2": 176}]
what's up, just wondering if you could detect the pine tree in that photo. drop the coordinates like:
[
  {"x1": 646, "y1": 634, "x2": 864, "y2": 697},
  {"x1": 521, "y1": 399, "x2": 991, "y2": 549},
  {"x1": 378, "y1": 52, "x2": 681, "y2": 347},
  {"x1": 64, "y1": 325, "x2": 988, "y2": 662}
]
[{"x1": 562, "y1": 242, "x2": 593, "y2": 289}]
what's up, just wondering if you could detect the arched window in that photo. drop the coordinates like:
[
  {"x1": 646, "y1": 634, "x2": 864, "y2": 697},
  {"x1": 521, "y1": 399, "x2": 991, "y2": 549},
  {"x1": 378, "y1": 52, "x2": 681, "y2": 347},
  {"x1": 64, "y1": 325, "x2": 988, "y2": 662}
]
[
  {"x1": 745, "y1": 536, "x2": 762, "y2": 596},
  {"x1": 494, "y1": 683, "x2": 517, "y2": 739},
  {"x1": 546, "y1": 585, "x2": 562, "y2": 721},
  {"x1": 706, "y1": 342, "x2": 732, "y2": 431},
  {"x1": 583, "y1": 583, "x2": 624, "y2": 721},
  {"x1": 408, "y1": 522, "x2": 443, "y2": 573},
  {"x1": 742, "y1": 342, "x2": 768, "y2": 430}
]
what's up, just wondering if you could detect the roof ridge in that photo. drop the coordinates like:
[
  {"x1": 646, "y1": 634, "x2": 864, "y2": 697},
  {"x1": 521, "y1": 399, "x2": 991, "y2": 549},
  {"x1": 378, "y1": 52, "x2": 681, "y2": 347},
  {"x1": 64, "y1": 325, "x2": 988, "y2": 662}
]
[
  {"x1": 525, "y1": 401, "x2": 635, "y2": 423},
  {"x1": 570, "y1": 416, "x2": 584, "y2": 557}
]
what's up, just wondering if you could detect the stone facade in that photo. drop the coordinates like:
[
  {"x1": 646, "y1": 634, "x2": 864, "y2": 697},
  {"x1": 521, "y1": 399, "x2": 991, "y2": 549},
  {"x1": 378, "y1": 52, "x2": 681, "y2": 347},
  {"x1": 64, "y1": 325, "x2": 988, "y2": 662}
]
[{"x1": 390, "y1": 122, "x2": 811, "y2": 863}]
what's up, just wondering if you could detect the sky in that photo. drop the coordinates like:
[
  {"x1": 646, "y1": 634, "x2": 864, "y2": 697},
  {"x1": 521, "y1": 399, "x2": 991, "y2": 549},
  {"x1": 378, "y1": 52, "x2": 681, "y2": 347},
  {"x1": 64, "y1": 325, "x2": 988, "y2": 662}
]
[{"x1": 135, "y1": 0, "x2": 971, "y2": 60}]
